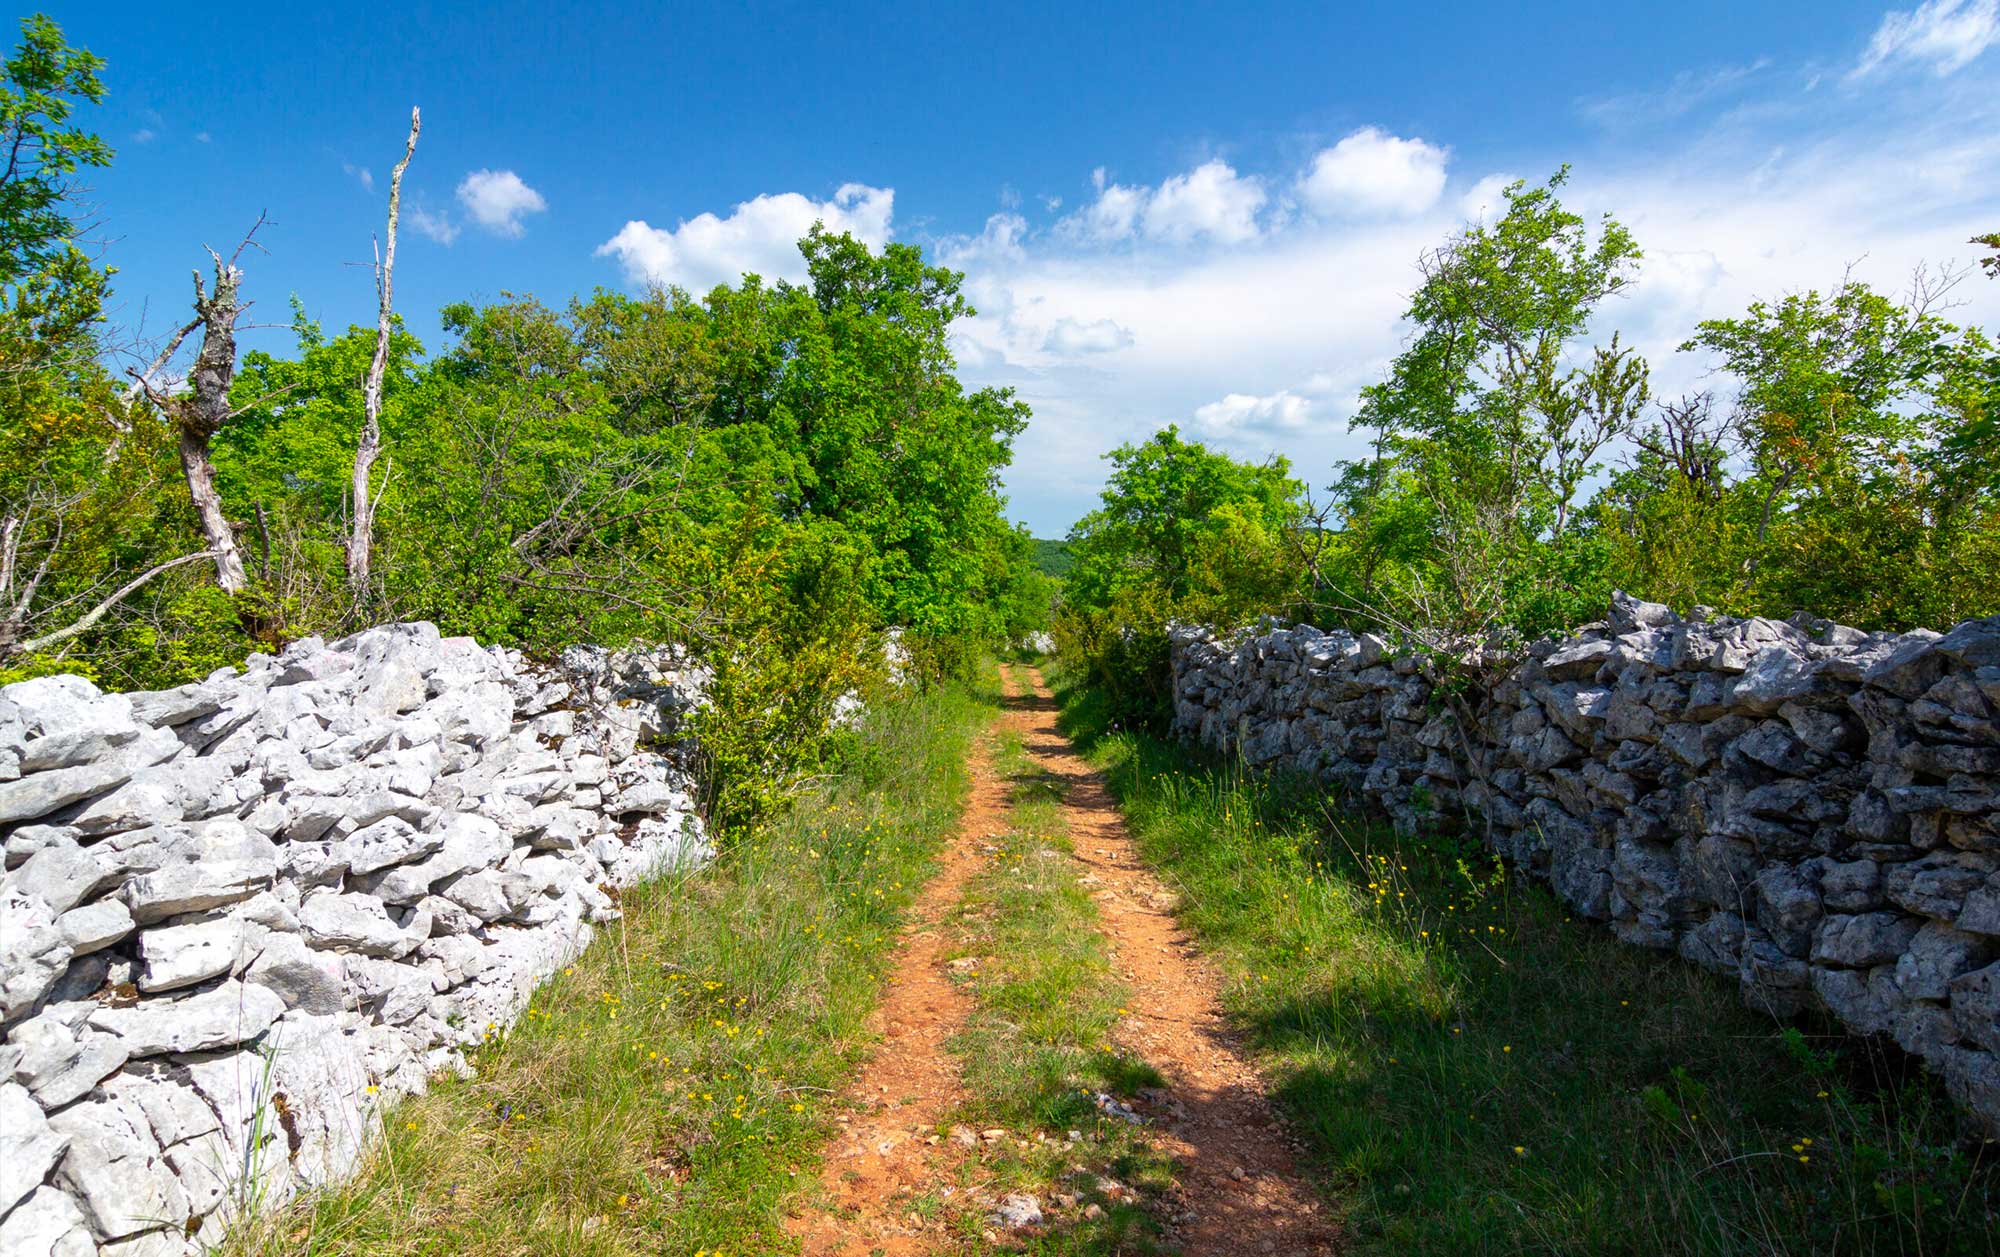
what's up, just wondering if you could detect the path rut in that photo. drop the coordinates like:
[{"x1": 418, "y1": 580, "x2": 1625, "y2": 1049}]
[
  {"x1": 788, "y1": 714, "x2": 1002, "y2": 1255},
  {"x1": 1013, "y1": 666, "x2": 1340, "y2": 1255}
]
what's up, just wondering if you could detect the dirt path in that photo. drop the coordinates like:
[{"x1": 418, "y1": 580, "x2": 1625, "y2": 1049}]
[
  {"x1": 789, "y1": 708, "x2": 1005, "y2": 1255},
  {"x1": 1014, "y1": 666, "x2": 1340, "y2": 1256},
  {"x1": 793, "y1": 665, "x2": 1339, "y2": 1254}
]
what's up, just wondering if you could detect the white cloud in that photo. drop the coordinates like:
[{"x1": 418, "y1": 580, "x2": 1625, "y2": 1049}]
[
  {"x1": 564, "y1": 56, "x2": 2000, "y2": 537},
  {"x1": 456, "y1": 169, "x2": 548, "y2": 238},
  {"x1": 195, "y1": 131, "x2": 212, "y2": 144},
  {"x1": 1056, "y1": 160, "x2": 1266, "y2": 246},
  {"x1": 949, "y1": 87, "x2": 2000, "y2": 534},
  {"x1": 1142, "y1": 160, "x2": 1267, "y2": 244},
  {"x1": 1459, "y1": 172, "x2": 1520, "y2": 222},
  {"x1": 1853, "y1": 0, "x2": 1997, "y2": 77},
  {"x1": 596, "y1": 183, "x2": 894, "y2": 291},
  {"x1": 409, "y1": 205, "x2": 460, "y2": 245},
  {"x1": 1043, "y1": 317, "x2": 1135, "y2": 355},
  {"x1": 1579, "y1": 60, "x2": 1771, "y2": 128},
  {"x1": 940, "y1": 212, "x2": 1029, "y2": 268},
  {"x1": 344, "y1": 162, "x2": 375, "y2": 192},
  {"x1": 1297, "y1": 127, "x2": 1450, "y2": 218},
  {"x1": 133, "y1": 128, "x2": 156, "y2": 144},
  {"x1": 1192, "y1": 389, "x2": 1315, "y2": 439},
  {"x1": 1061, "y1": 169, "x2": 1149, "y2": 243}
]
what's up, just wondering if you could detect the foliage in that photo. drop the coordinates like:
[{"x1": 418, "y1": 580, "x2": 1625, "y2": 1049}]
[
  {"x1": 0, "y1": 12, "x2": 111, "y2": 288},
  {"x1": 1066, "y1": 175, "x2": 1996, "y2": 731},
  {"x1": 1053, "y1": 426, "x2": 1305, "y2": 728},
  {"x1": 212, "y1": 253, "x2": 1036, "y2": 816},
  {"x1": 0, "y1": 15, "x2": 223, "y2": 678},
  {"x1": 1031, "y1": 536, "x2": 1075, "y2": 579},
  {"x1": 0, "y1": 19, "x2": 1041, "y2": 826},
  {"x1": 1671, "y1": 278, "x2": 2000, "y2": 627},
  {"x1": 1324, "y1": 169, "x2": 1648, "y2": 645}
]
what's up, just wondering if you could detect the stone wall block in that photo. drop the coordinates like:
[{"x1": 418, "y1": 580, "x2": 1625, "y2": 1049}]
[
  {"x1": 0, "y1": 622, "x2": 716, "y2": 1251},
  {"x1": 1169, "y1": 608, "x2": 2000, "y2": 1135}
]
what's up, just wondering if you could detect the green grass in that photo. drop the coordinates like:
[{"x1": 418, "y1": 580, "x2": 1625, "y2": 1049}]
[
  {"x1": 230, "y1": 682, "x2": 985, "y2": 1257},
  {"x1": 932, "y1": 669, "x2": 1172, "y2": 1252},
  {"x1": 1054, "y1": 673, "x2": 2000, "y2": 1257}
]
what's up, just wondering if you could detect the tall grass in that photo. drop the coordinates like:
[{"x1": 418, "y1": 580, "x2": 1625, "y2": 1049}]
[
  {"x1": 229, "y1": 683, "x2": 983, "y2": 1257},
  {"x1": 1056, "y1": 676, "x2": 2000, "y2": 1256}
]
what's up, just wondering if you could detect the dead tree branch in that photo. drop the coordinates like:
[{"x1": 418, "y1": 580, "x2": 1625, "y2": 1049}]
[
  {"x1": 348, "y1": 107, "x2": 421, "y2": 592},
  {"x1": 11, "y1": 550, "x2": 218, "y2": 656}
]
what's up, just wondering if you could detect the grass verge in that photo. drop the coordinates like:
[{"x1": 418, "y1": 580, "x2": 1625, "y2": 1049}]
[
  {"x1": 229, "y1": 682, "x2": 983, "y2": 1257},
  {"x1": 931, "y1": 666, "x2": 1172, "y2": 1251},
  {"x1": 1055, "y1": 673, "x2": 2000, "y2": 1256}
]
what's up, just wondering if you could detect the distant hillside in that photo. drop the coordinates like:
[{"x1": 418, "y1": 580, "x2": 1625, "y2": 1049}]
[{"x1": 1031, "y1": 538, "x2": 1074, "y2": 579}]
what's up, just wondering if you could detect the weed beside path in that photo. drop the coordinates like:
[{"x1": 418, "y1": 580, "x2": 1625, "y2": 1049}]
[
  {"x1": 1056, "y1": 675, "x2": 2000, "y2": 1257},
  {"x1": 233, "y1": 685, "x2": 982, "y2": 1257}
]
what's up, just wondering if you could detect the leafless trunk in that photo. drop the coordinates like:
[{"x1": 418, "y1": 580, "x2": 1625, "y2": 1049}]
[
  {"x1": 138, "y1": 225, "x2": 267, "y2": 596},
  {"x1": 348, "y1": 107, "x2": 421, "y2": 592},
  {"x1": 177, "y1": 261, "x2": 249, "y2": 592}
]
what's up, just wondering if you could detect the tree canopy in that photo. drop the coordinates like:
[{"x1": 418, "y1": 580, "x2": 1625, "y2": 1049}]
[{"x1": 0, "y1": 15, "x2": 1048, "y2": 820}]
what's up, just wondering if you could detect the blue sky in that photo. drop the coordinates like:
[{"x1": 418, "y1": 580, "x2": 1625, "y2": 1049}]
[{"x1": 49, "y1": 0, "x2": 2000, "y2": 534}]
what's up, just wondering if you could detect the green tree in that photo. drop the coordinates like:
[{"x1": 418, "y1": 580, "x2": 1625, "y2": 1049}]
[
  {"x1": 0, "y1": 15, "x2": 210, "y2": 678},
  {"x1": 1064, "y1": 425, "x2": 1301, "y2": 612},
  {"x1": 1334, "y1": 170, "x2": 1649, "y2": 643},
  {"x1": 1056, "y1": 426, "x2": 1303, "y2": 726},
  {"x1": 1682, "y1": 278, "x2": 1999, "y2": 627},
  {"x1": 0, "y1": 13, "x2": 111, "y2": 288}
]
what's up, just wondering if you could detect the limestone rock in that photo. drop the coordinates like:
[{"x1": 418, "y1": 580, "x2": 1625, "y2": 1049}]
[
  {"x1": 0, "y1": 1186, "x2": 95, "y2": 1256},
  {"x1": 243, "y1": 931, "x2": 348, "y2": 1014},
  {"x1": 47, "y1": 1093, "x2": 189, "y2": 1241},
  {"x1": 8, "y1": 1011, "x2": 131, "y2": 1108},
  {"x1": 11, "y1": 843, "x2": 121, "y2": 916},
  {"x1": 1813, "y1": 913, "x2": 1924, "y2": 969},
  {"x1": 89, "y1": 980, "x2": 285, "y2": 1056},
  {"x1": 0, "y1": 1081, "x2": 68, "y2": 1216},
  {"x1": 298, "y1": 891, "x2": 421, "y2": 958},
  {"x1": 136, "y1": 917, "x2": 250, "y2": 993},
  {"x1": 1896, "y1": 922, "x2": 1993, "y2": 1002},
  {"x1": 1, "y1": 889, "x2": 72, "y2": 1024},
  {"x1": 122, "y1": 861, "x2": 271, "y2": 925}
]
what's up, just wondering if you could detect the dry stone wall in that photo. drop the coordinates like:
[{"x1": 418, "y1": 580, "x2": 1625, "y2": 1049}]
[
  {"x1": 1169, "y1": 596, "x2": 2000, "y2": 1135},
  {"x1": 0, "y1": 622, "x2": 711, "y2": 1256}
]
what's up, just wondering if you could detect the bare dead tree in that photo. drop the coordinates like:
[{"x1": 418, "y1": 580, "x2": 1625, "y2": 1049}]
[
  {"x1": 119, "y1": 316, "x2": 203, "y2": 415},
  {"x1": 1631, "y1": 391, "x2": 1733, "y2": 500},
  {"x1": 347, "y1": 107, "x2": 421, "y2": 593},
  {"x1": 136, "y1": 219, "x2": 269, "y2": 595}
]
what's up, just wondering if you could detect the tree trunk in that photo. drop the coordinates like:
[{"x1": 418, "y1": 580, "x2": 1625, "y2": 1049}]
[
  {"x1": 175, "y1": 260, "x2": 250, "y2": 594},
  {"x1": 177, "y1": 425, "x2": 246, "y2": 593},
  {"x1": 348, "y1": 107, "x2": 421, "y2": 592},
  {"x1": 134, "y1": 238, "x2": 260, "y2": 598}
]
